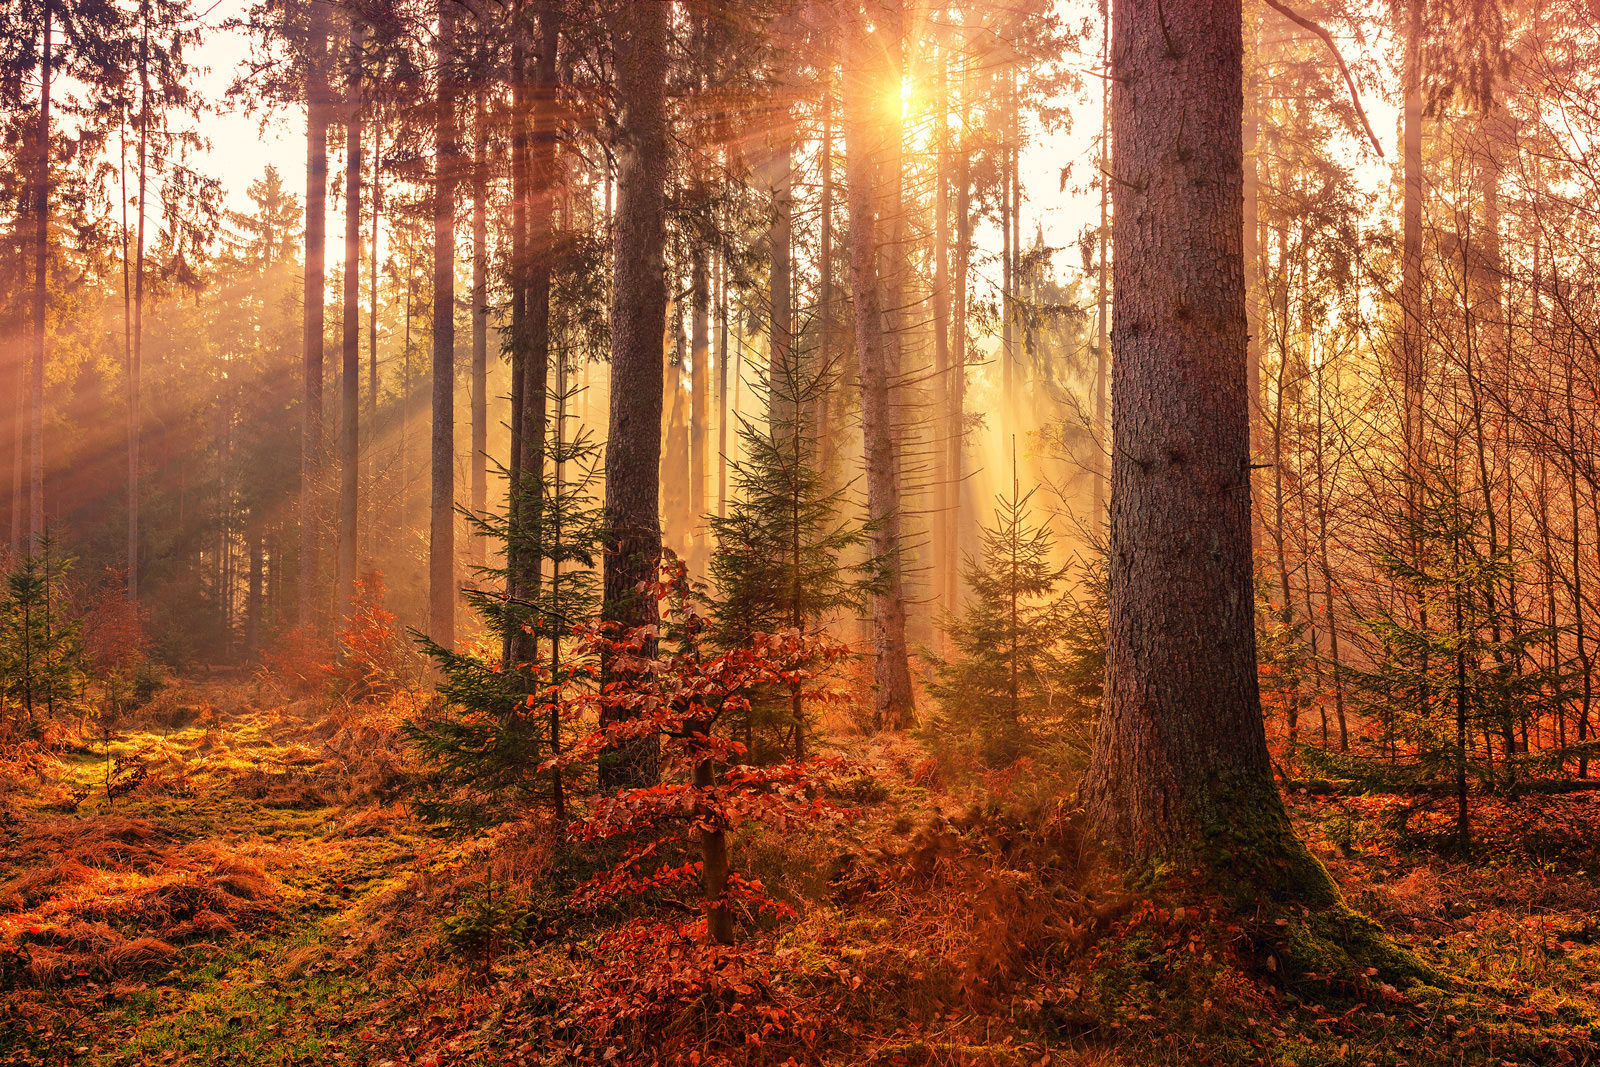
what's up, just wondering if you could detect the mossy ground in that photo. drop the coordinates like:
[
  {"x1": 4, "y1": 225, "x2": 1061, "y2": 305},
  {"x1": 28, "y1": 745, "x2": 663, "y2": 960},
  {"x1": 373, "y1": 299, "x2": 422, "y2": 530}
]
[{"x1": 3, "y1": 687, "x2": 1599, "y2": 1065}]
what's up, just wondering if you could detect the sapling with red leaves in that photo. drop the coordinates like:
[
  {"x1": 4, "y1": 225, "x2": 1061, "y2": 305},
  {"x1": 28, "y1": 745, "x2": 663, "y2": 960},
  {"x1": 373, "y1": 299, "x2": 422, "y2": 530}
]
[{"x1": 561, "y1": 560, "x2": 850, "y2": 945}]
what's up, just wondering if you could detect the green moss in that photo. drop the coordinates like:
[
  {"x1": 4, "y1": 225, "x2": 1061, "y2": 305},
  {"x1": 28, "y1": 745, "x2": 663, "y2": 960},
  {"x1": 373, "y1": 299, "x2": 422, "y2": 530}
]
[{"x1": 1184, "y1": 772, "x2": 1441, "y2": 988}]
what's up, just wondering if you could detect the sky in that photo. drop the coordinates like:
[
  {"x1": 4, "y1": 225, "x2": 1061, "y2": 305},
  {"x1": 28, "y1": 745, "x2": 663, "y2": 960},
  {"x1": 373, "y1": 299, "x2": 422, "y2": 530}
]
[
  {"x1": 188, "y1": 0, "x2": 1110, "y2": 289},
  {"x1": 182, "y1": 0, "x2": 1403, "y2": 340}
]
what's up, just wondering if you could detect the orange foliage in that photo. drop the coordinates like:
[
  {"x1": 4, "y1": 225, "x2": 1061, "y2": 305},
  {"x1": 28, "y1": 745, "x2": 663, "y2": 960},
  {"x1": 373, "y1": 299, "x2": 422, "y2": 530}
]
[
  {"x1": 331, "y1": 572, "x2": 409, "y2": 700},
  {"x1": 80, "y1": 570, "x2": 148, "y2": 674}
]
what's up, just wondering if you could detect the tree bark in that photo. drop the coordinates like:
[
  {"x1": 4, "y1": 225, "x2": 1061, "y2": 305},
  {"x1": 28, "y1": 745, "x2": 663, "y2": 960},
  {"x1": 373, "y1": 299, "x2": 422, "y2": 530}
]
[
  {"x1": 338, "y1": 17, "x2": 363, "y2": 622},
  {"x1": 1094, "y1": 6, "x2": 1110, "y2": 521},
  {"x1": 844, "y1": 4, "x2": 915, "y2": 731},
  {"x1": 1080, "y1": 0, "x2": 1300, "y2": 879},
  {"x1": 29, "y1": 1, "x2": 53, "y2": 552},
  {"x1": 128, "y1": 3, "x2": 149, "y2": 598},
  {"x1": 301, "y1": 0, "x2": 330, "y2": 622},
  {"x1": 429, "y1": 0, "x2": 460, "y2": 646},
  {"x1": 599, "y1": 0, "x2": 670, "y2": 789},
  {"x1": 471, "y1": 81, "x2": 489, "y2": 570}
]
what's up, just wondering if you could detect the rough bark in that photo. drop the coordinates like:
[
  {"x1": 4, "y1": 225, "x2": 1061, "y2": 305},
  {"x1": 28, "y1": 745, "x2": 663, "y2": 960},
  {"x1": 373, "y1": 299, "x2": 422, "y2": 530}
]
[
  {"x1": 1080, "y1": 0, "x2": 1337, "y2": 910},
  {"x1": 599, "y1": 0, "x2": 670, "y2": 789}
]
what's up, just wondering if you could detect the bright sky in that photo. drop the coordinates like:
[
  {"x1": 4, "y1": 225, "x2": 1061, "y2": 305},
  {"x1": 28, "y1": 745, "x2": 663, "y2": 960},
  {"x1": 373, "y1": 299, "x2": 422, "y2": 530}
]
[{"x1": 187, "y1": 0, "x2": 1400, "y2": 304}]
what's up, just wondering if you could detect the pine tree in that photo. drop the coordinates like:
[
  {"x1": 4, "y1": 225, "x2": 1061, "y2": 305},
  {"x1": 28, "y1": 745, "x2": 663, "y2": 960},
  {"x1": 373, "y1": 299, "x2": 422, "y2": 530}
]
[
  {"x1": 1, "y1": 534, "x2": 84, "y2": 728},
  {"x1": 407, "y1": 380, "x2": 601, "y2": 828},
  {"x1": 707, "y1": 358, "x2": 873, "y2": 761},
  {"x1": 929, "y1": 455, "x2": 1083, "y2": 766}
]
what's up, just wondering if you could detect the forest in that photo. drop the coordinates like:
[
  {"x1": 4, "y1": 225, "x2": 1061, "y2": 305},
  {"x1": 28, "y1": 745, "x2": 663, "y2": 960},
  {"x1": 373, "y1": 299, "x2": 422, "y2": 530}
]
[{"x1": 4, "y1": 0, "x2": 1600, "y2": 1063}]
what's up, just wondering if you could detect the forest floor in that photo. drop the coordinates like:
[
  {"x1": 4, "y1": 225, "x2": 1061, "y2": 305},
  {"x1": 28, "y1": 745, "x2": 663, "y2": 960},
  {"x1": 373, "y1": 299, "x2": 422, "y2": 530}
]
[{"x1": 3, "y1": 679, "x2": 1600, "y2": 1066}]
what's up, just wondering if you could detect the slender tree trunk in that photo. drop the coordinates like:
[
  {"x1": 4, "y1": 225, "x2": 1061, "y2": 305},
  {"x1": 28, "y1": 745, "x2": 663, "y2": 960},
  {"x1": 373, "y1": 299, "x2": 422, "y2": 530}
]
[
  {"x1": 932, "y1": 60, "x2": 951, "y2": 619},
  {"x1": 694, "y1": 735, "x2": 732, "y2": 944},
  {"x1": 507, "y1": 2, "x2": 559, "y2": 672},
  {"x1": 368, "y1": 112, "x2": 381, "y2": 559},
  {"x1": 471, "y1": 80, "x2": 488, "y2": 569},
  {"x1": 301, "y1": 0, "x2": 330, "y2": 623},
  {"x1": 1242, "y1": 4, "x2": 1260, "y2": 444},
  {"x1": 247, "y1": 523, "x2": 263, "y2": 659},
  {"x1": 600, "y1": 0, "x2": 670, "y2": 789},
  {"x1": 769, "y1": 146, "x2": 795, "y2": 440},
  {"x1": 1094, "y1": 7, "x2": 1111, "y2": 521},
  {"x1": 503, "y1": 16, "x2": 530, "y2": 671},
  {"x1": 127, "y1": 6, "x2": 150, "y2": 599},
  {"x1": 716, "y1": 250, "x2": 729, "y2": 518},
  {"x1": 1313, "y1": 360, "x2": 1348, "y2": 751},
  {"x1": 690, "y1": 245, "x2": 709, "y2": 537},
  {"x1": 1081, "y1": 0, "x2": 1311, "y2": 882},
  {"x1": 1000, "y1": 75, "x2": 1014, "y2": 422},
  {"x1": 844, "y1": 4, "x2": 915, "y2": 730},
  {"x1": 817, "y1": 80, "x2": 834, "y2": 481},
  {"x1": 1400, "y1": 5, "x2": 1424, "y2": 615},
  {"x1": 429, "y1": 0, "x2": 459, "y2": 646},
  {"x1": 338, "y1": 18, "x2": 363, "y2": 621},
  {"x1": 951, "y1": 64, "x2": 971, "y2": 612},
  {"x1": 29, "y1": 0, "x2": 53, "y2": 552}
]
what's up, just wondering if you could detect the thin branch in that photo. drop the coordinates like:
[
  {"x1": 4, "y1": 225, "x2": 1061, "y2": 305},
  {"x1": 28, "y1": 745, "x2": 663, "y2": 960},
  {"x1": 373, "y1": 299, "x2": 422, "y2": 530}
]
[{"x1": 1262, "y1": 0, "x2": 1385, "y2": 159}]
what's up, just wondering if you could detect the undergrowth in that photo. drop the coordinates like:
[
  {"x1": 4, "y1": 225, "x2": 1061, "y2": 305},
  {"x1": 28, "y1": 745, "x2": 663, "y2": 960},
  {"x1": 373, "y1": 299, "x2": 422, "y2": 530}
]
[{"x1": 3, "y1": 684, "x2": 1600, "y2": 1066}]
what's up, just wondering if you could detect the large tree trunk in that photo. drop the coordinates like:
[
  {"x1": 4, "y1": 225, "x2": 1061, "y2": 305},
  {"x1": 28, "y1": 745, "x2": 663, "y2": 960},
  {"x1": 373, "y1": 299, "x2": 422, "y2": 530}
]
[
  {"x1": 301, "y1": 0, "x2": 330, "y2": 622},
  {"x1": 844, "y1": 3, "x2": 915, "y2": 731},
  {"x1": 338, "y1": 17, "x2": 363, "y2": 622},
  {"x1": 599, "y1": 0, "x2": 670, "y2": 789},
  {"x1": 29, "y1": 1, "x2": 52, "y2": 551},
  {"x1": 429, "y1": 0, "x2": 459, "y2": 646},
  {"x1": 1079, "y1": 0, "x2": 1309, "y2": 888}
]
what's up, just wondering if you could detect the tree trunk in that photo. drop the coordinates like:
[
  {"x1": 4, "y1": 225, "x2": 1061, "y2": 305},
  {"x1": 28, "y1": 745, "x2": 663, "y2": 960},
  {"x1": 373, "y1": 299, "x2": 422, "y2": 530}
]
[
  {"x1": 1093, "y1": 5, "x2": 1110, "y2": 521},
  {"x1": 301, "y1": 0, "x2": 330, "y2": 622},
  {"x1": 844, "y1": 4, "x2": 915, "y2": 731},
  {"x1": 29, "y1": 1, "x2": 52, "y2": 552},
  {"x1": 338, "y1": 18, "x2": 363, "y2": 622},
  {"x1": 506, "y1": 1, "x2": 559, "y2": 673},
  {"x1": 471, "y1": 82, "x2": 489, "y2": 570},
  {"x1": 932, "y1": 60, "x2": 951, "y2": 621},
  {"x1": 368, "y1": 113, "x2": 381, "y2": 560},
  {"x1": 690, "y1": 243, "x2": 709, "y2": 548},
  {"x1": 128, "y1": 4, "x2": 149, "y2": 598},
  {"x1": 599, "y1": 0, "x2": 670, "y2": 789},
  {"x1": 1080, "y1": 0, "x2": 1304, "y2": 883},
  {"x1": 951, "y1": 61, "x2": 971, "y2": 611},
  {"x1": 716, "y1": 250, "x2": 729, "y2": 518},
  {"x1": 429, "y1": 0, "x2": 459, "y2": 646}
]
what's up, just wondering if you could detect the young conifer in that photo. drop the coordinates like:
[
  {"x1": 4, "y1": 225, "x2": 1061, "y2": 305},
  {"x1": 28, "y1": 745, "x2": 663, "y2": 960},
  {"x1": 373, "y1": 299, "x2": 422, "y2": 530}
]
[
  {"x1": 929, "y1": 451, "x2": 1082, "y2": 765},
  {"x1": 407, "y1": 379, "x2": 601, "y2": 827},
  {"x1": 707, "y1": 347, "x2": 874, "y2": 761}
]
